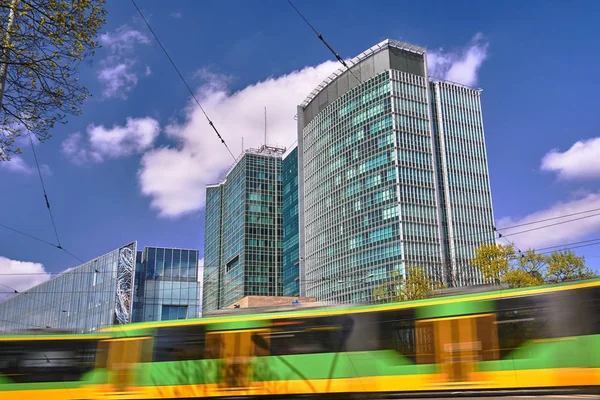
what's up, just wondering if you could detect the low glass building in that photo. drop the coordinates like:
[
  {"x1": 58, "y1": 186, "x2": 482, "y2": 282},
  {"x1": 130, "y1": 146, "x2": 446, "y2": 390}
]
[
  {"x1": 0, "y1": 242, "x2": 136, "y2": 333},
  {"x1": 0, "y1": 242, "x2": 201, "y2": 333},
  {"x1": 132, "y1": 246, "x2": 200, "y2": 322}
]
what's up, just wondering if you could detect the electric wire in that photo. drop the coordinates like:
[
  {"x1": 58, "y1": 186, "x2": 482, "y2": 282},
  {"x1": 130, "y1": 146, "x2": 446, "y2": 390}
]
[
  {"x1": 130, "y1": 0, "x2": 235, "y2": 160},
  {"x1": 0, "y1": 221, "x2": 84, "y2": 264},
  {"x1": 0, "y1": 133, "x2": 85, "y2": 264},
  {"x1": 286, "y1": 0, "x2": 361, "y2": 83},
  {"x1": 28, "y1": 133, "x2": 61, "y2": 249},
  {"x1": 0, "y1": 221, "x2": 57, "y2": 248}
]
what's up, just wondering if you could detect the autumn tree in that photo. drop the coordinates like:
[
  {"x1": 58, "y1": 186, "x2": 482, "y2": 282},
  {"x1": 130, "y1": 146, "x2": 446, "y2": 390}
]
[
  {"x1": 373, "y1": 266, "x2": 445, "y2": 303},
  {"x1": 0, "y1": 0, "x2": 107, "y2": 161}
]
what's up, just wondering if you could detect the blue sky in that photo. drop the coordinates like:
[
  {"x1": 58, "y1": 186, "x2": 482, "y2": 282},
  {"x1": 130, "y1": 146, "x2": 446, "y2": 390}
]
[{"x1": 1, "y1": 0, "x2": 600, "y2": 296}]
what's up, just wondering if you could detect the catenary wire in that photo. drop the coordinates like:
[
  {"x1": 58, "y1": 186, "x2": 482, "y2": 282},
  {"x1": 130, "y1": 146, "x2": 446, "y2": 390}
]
[
  {"x1": 0, "y1": 221, "x2": 84, "y2": 263},
  {"x1": 28, "y1": 133, "x2": 62, "y2": 248},
  {"x1": 286, "y1": 0, "x2": 361, "y2": 83},
  {"x1": 130, "y1": 0, "x2": 235, "y2": 160}
]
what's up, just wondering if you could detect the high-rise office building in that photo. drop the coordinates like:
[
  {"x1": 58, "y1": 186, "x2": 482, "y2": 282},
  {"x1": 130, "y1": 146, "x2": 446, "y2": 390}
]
[
  {"x1": 0, "y1": 242, "x2": 201, "y2": 333},
  {"x1": 431, "y1": 82, "x2": 496, "y2": 286},
  {"x1": 282, "y1": 147, "x2": 300, "y2": 297},
  {"x1": 203, "y1": 145, "x2": 285, "y2": 313},
  {"x1": 296, "y1": 39, "x2": 495, "y2": 303}
]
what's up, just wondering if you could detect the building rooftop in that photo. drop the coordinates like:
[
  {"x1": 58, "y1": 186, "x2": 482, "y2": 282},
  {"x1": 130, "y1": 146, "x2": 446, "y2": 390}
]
[
  {"x1": 207, "y1": 144, "x2": 286, "y2": 188},
  {"x1": 300, "y1": 38, "x2": 426, "y2": 108}
]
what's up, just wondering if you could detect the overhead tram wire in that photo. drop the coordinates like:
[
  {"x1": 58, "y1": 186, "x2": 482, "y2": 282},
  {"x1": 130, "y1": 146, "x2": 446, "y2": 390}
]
[
  {"x1": 496, "y1": 206, "x2": 600, "y2": 231},
  {"x1": 29, "y1": 133, "x2": 84, "y2": 262},
  {"x1": 0, "y1": 221, "x2": 84, "y2": 264},
  {"x1": 286, "y1": 0, "x2": 361, "y2": 83},
  {"x1": 130, "y1": 0, "x2": 235, "y2": 161},
  {"x1": 28, "y1": 133, "x2": 61, "y2": 249},
  {"x1": 2, "y1": 233, "x2": 600, "y2": 288}
]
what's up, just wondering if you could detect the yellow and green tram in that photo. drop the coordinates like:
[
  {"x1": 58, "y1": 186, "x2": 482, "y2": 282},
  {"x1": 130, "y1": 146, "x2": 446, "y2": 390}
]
[{"x1": 2, "y1": 278, "x2": 600, "y2": 399}]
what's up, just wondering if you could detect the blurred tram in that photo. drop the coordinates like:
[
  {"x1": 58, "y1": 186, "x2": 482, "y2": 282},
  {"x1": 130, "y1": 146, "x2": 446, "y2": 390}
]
[{"x1": 2, "y1": 278, "x2": 600, "y2": 399}]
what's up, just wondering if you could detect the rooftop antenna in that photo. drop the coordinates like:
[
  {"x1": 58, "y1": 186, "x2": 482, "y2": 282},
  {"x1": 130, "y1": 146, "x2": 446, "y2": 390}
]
[
  {"x1": 242, "y1": 136, "x2": 244, "y2": 154},
  {"x1": 264, "y1": 107, "x2": 267, "y2": 146}
]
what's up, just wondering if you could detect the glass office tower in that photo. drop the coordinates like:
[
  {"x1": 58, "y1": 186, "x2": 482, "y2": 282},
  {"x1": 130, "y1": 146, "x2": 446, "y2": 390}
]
[
  {"x1": 282, "y1": 147, "x2": 300, "y2": 297},
  {"x1": 297, "y1": 39, "x2": 495, "y2": 303},
  {"x1": 203, "y1": 145, "x2": 285, "y2": 313},
  {"x1": 430, "y1": 81, "x2": 496, "y2": 286}
]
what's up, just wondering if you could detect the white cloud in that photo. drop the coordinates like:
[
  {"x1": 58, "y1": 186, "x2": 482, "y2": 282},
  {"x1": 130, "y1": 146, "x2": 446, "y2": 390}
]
[
  {"x1": 145, "y1": 66, "x2": 152, "y2": 76},
  {"x1": 0, "y1": 156, "x2": 33, "y2": 174},
  {"x1": 138, "y1": 35, "x2": 490, "y2": 218},
  {"x1": 98, "y1": 62, "x2": 139, "y2": 99},
  {"x1": 427, "y1": 33, "x2": 489, "y2": 87},
  {"x1": 62, "y1": 117, "x2": 160, "y2": 164},
  {"x1": 170, "y1": 11, "x2": 182, "y2": 18},
  {"x1": 100, "y1": 26, "x2": 150, "y2": 53},
  {"x1": 97, "y1": 26, "x2": 151, "y2": 100},
  {"x1": 496, "y1": 192, "x2": 600, "y2": 250},
  {"x1": 0, "y1": 155, "x2": 52, "y2": 176},
  {"x1": 138, "y1": 61, "x2": 341, "y2": 217},
  {"x1": 541, "y1": 137, "x2": 600, "y2": 180},
  {"x1": 0, "y1": 256, "x2": 51, "y2": 301}
]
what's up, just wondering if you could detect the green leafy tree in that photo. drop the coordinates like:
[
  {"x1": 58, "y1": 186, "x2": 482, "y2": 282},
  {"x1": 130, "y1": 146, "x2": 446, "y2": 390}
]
[
  {"x1": 504, "y1": 249, "x2": 545, "y2": 288},
  {"x1": 0, "y1": 0, "x2": 107, "y2": 161},
  {"x1": 373, "y1": 267, "x2": 445, "y2": 303},
  {"x1": 472, "y1": 243, "x2": 515, "y2": 285},
  {"x1": 545, "y1": 250, "x2": 597, "y2": 283},
  {"x1": 472, "y1": 243, "x2": 597, "y2": 289}
]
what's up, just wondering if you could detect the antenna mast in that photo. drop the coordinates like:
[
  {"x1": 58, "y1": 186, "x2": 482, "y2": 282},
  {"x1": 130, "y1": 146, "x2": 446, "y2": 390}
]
[{"x1": 264, "y1": 107, "x2": 267, "y2": 146}]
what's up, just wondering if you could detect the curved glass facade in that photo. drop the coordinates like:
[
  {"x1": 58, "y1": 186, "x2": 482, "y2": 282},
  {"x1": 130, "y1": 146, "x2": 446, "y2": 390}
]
[{"x1": 0, "y1": 242, "x2": 136, "y2": 333}]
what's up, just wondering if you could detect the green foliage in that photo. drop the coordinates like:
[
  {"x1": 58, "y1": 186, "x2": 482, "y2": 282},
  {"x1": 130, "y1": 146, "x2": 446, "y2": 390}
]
[
  {"x1": 472, "y1": 244, "x2": 597, "y2": 288},
  {"x1": 472, "y1": 243, "x2": 515, "y2": 285},
  {"x1": 373, "y1": 266, "x2": 445, "y2": 303},
  {"x1": 545, "y1": 249, "x2": 597, "y2": 283},
  {"x1": 0, "y1": 0, "x2": 107, "y2": 161}
]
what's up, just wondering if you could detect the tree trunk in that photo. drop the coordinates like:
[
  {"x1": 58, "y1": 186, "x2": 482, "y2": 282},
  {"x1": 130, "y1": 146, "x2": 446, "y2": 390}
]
[{"x1": 0, "y1": 0, "x2": 20, "y2": 108}]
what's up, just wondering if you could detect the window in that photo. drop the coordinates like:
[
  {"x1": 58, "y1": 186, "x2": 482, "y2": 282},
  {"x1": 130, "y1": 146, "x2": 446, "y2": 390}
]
[
  {"x1": 0, "y1": 339, "x2": 98, "y2": 383},
  {"x1": 153, "y1": 325, "x2": 207, "y2": 362},
  {"x1": 161, "y1": 305, "x2": 188, "y2": 321},
  {"x1": 495, "y1": 296, "x2": 549, "y2": 358},
  {"x1": 260, "y1": 316, "x2": 353, "y2": 355}
]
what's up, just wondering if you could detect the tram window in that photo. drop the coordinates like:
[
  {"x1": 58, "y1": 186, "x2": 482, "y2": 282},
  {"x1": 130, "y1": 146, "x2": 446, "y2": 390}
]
[
  {"x1": 153, "y1": 325, "x2": 206, "y2": 362},
  {"x1": 377, "y1": 310, "x2": 428, "y2": 363},
  {"x1": 496, "y1": 306, "x2": 548, "y2": 358},
  {"x1": 266, "y1": 317, "x2": 347, "y2": 355},
  {"x1": 546, "y1": 287, "x2": 600, "y2": 337},
  {"x1": 0, "y1": 339, "x2": 97, "y2": 383},
  {"x1": 344, "y1": 313, "x2": 382, "y2": 352}
]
